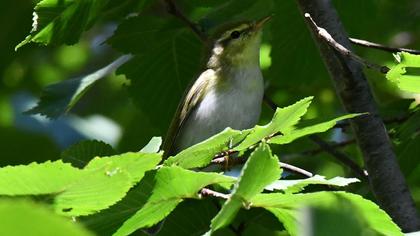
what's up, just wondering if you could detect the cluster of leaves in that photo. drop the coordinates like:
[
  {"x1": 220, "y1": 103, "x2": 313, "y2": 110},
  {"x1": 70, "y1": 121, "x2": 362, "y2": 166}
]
[
  {"x1": 5, "y1": 0, "x2": 420, "y2": 235},
  {"x1": 0, "y1": 97, "x2": 402, "y2": 235}
]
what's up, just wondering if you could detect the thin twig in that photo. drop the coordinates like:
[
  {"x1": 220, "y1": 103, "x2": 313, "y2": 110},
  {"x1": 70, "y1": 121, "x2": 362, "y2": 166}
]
[
  {"x1": 280, "y1": 162, "x2": 313, "y2": 177},
  {"x1": 334, "y1": 113, "x2": 413, "y2": 129},
  {"x1": 304, "y1": 13, "x2": 389, "y2": 74},
  {"x1": 200, "y1": 188, "x2": 230, "y2": 200},
  {"x1": 211, "y1": 149, "x2": 314, "y2": 178},
  {"x1": 163, "y1": 0, "x2": 207, "y2": 41},
  {"x1": 302, "y1": 138, "x2": 356, "y2": 156},
  {"x1": 350, "y1": 38, "x2": 420, "y2": 55},
  {"x1": 309, "y1": 135, "x2": 368, "y2": 180}
]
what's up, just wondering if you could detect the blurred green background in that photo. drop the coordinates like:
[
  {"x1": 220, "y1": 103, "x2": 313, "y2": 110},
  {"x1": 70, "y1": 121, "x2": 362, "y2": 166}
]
[{"x1": 0, "y1": 0, "x2": 419, "y2": 210}]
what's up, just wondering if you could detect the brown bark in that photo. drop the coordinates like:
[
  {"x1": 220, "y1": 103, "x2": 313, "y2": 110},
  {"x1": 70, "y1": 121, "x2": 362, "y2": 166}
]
[{"x1": 295, "y1": 0, "x2": 420, "y2": 232}]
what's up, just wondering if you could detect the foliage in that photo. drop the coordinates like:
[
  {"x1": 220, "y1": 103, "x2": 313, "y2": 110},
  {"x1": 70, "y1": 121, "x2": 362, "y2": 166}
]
[
  {"x1": 1, "y1": 0, "x2": 420, "y2": 235},
  {"x1": 387, "y1": 52, "x2": 420, "y2": 93}
]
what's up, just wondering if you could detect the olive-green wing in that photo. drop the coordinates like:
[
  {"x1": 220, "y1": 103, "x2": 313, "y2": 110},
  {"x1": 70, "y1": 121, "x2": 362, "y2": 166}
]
[{"x1": 163, "y1": 69, "x2": 214, "y2": 157}]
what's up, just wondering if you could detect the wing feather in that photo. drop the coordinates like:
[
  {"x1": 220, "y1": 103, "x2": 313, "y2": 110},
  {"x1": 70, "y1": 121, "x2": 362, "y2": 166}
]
[{"x1": 163, "y1": 69, "x2": 215, "y2": 156}]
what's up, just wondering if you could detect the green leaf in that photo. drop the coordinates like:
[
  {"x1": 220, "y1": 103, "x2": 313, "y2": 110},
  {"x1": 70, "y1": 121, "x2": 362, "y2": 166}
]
[
  {"x1": 164, "y1": 128, "x2": 249, "y2": 169},
  {"x1": 209, "y1": 143, "x2": 281, "y2": 233},
  {"x1": 269, "y1": 114, "x2": 361, "y2": 145},
  {"x1": 0, "y1": 199, "x2": 93, "y2": 236},
  {"x1": 61, "y1": 140, "x2": 116, "y2": 168},
  {"x1": 113, "y1": 166, "x2": 235, "y2": 236},
  {"x1": 251, "y1": 192, "x2": 402, "y2": 236},
  {"x1": 386, "y1": 52, "x2": 420, "y2": 93},
  {"x1": 80, "y1": 171, "x2": 157, "y2": 236},
  {"x1": 199, "y1": 0, "x2": 274, "y2": 30},
  {"x1": 55, "y1": 152, "x2": 161, "y2": 216},
  {"x1": 16, "y1": 0, "x2": 108, "y2": 49},
  {"x1": 111, "y1": 15, "x2": 202, "y2": 134},
  {"x1": 0, "y1": 152, "x2": 161, "y2": 216},
  {"x1": 265, "y1": 175, "x2": 359, "y2": 193},
  {"x1": 140, "y1": 137, "x2": 162, "y2": 153},
  {"x1": 25, "y1": 55, "x2": 132, "y2": 118},
  {"x1": 0, "y1": 160, "x2": 83, "y2": 195},
  {"x1": 234, "y1": 97, "x2": 313, "y2": 151}
]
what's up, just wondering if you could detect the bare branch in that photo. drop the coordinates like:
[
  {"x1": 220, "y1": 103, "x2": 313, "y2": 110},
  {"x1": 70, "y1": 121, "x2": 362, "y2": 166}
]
[
  {"x1": 304, "y1": 13, "x2": 389, "y2": 74},
  {"x1": 279, "y1": 162, "x2": 313, "y2": 178},
  {"x1": 303, "y1": 138, "x2": 355, "y2": 156},
  {"x1": 200, "y1": 188, "x2": 230, "y2": 200},
  {"x1": 211, "y1": 150, "x2": 313, "y2": 178},
  {"x1": 334, "y1": 113, "x2": 413, "y2": 129},
  {"x1": 309, "y1": 135, "x2": 367, "y2": 180},
  {"x1": 350, "y1": 38, "x2": 420, "y2": 55}
]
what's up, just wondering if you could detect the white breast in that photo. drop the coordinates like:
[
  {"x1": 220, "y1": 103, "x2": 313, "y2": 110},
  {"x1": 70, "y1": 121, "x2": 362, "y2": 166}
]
[{"x1": 176, "y1": 66, "x2": 264, "y2": 152}]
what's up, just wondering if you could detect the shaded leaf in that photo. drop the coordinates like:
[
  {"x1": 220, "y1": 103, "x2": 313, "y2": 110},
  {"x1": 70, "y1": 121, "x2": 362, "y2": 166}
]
[
  {"x1": 61, "y1": 140, "x2": 116, "y2": 168},
  {"x1": 25, "y1": 55, "x2": 132, "y2": 118},
  {"x1": 112, "y1": 15, "x2": 202, "y2": 135},
  {"x1": 16, "y1": 0, "x2": 108, "y2": 49}
]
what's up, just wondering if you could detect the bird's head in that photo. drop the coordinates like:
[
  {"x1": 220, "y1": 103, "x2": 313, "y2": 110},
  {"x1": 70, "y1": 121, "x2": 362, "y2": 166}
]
[{"x1": 207, "y1": 16, "x2": 271, "y2": 68}]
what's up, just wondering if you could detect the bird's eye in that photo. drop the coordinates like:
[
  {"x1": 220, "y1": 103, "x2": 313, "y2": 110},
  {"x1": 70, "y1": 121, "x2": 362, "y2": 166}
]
[{"x1": 230, "y1": 31, "x2": 241, "y2": 39}]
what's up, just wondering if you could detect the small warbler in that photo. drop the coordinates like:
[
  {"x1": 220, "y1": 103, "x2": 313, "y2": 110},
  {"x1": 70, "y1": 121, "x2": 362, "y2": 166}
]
[{"x1": 164, "y1": 16, "x2": 271, "y2": 156}]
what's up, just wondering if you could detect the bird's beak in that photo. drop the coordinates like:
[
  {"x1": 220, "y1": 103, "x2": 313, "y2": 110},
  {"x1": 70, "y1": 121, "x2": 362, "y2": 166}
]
[{"x1": 254, "y1": 15, "x2": 272, "y2": 30}]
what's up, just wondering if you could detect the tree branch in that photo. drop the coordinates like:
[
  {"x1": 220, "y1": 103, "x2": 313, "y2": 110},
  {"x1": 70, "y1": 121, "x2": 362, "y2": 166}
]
[
  {"x1": 303, "y1": 138, "x2": 355, "y2": 155},
  {"x1": 279, "y1": 162, "x2": 314, "y2": 178},
  {"x1": 309, "y1": 135, "x2": 367, "y2": 180},
  {"x1": 211, "y1": 150, "x2": 314, "y2": 178},
  {"x1": 200, "y1": 188, "x2": 230, "y2": 200},
  {"x1": 334, "y1": 113, "x2": 413, "y2": 129},
  {"x1": 163, "y1": 0, "x2": 207, "y2": 41},
  {"x1": 350, "y1": 38, "x2": 420, "y2": 55},
  {"x1": 295, "y1": 0, "x2": 420, "y2": 231},
  {"x1": 304, "y1": 13, "x2": 389, "y2": 74}
]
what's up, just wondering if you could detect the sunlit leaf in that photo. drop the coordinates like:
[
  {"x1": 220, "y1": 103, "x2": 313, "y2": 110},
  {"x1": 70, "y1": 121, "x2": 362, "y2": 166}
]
[
  {"x1": 265, "y1": 175, "x2": 359, "y2": 193},
  {"x1": 164, "y1": 128, "x2": 249, "y2": 169},
  {"x1": 140, "y1": 137, "x2": 162, "y2": 153},
  {"x1": 386, "y1": 52, "x2": 420, "y2": 93},
  {"x1": 209, "y1": 143, "x2": 281, "y2": 233},
  {"x1": 55, "y1": 152, "x2": 161, "y2": 216},
  {"x1": 0, "y1": 152, "x2": 161, "y2": 216},
  {"x1": 233, "y1": 96, "x2": 313, "y2": 151},
  {"x1": 113, "y1": 166, "x2": 235, "y2": 236},
  {"x1": 0, "y1": 199, "x2": 93, "y2": 236},
  {"x1": 0, "y1": 160, "x2": 83, "y2": 195},
  {"x1": 269, "y1": 114, "x2": 361, "y2": 145}
]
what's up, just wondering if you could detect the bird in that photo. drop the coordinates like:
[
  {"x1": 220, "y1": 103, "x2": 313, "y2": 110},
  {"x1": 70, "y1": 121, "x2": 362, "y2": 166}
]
[{"x1": 163, "y1": 16, "x2": 271, "y2": 156}]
